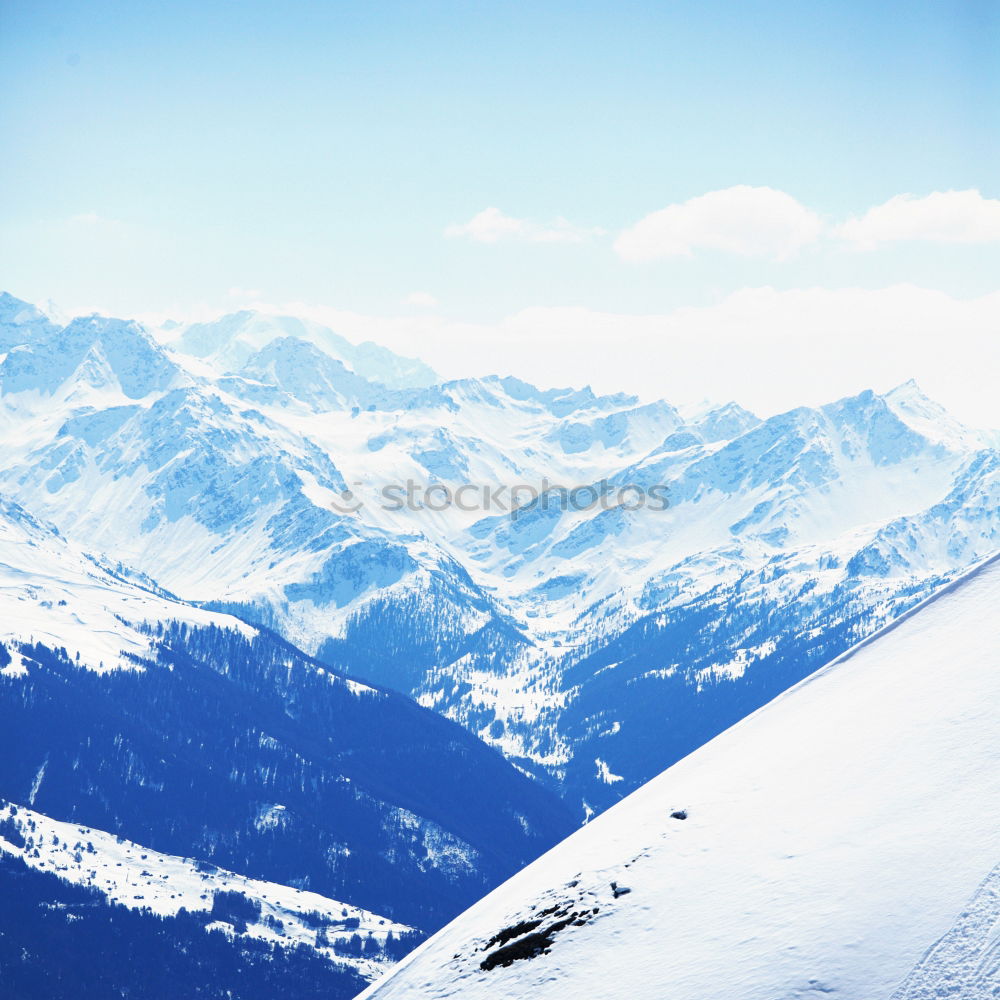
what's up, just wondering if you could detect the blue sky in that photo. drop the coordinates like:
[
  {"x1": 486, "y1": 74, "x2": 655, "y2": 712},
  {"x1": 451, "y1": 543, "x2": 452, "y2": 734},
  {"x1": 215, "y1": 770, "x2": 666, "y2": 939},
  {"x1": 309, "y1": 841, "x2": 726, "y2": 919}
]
[{"x1": 2, "y1": 0, "x2": 998, "y2": 421}]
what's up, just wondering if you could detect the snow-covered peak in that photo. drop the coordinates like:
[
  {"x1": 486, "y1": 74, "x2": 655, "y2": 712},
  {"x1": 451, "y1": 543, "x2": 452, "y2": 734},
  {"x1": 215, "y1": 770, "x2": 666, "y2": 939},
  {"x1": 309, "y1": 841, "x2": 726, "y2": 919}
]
[
  {"x1": 487, "y1": 376, "x2": 638, "y2": 417},
  {"x1": 360, "y1": 553, "x2": 1000, "y2": 1000},
  {"x1": 0, "y1": 313, "x2": 180, "y2": 402},
  {"x1": 238, "y1": 336, "x2": 387, "y2": 411},
  {"x1": 883, "y1": 377, "x2": 989, "y2": 450},
  {"x1": 166, "y1": 310, "x2": 438, "y2": 389},
  {"x1": 686, "y1": 399, "x2": 760, "y2": 442},
  {"x1": 0, "y1": 292, "x2": 58, "y2": 351}
]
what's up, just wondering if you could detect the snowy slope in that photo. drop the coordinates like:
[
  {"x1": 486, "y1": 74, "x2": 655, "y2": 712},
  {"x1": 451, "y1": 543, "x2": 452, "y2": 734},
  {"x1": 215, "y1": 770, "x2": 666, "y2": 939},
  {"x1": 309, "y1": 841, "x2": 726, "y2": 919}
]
[
  {"x1": 0, "y1": 491, "x2": 575, "y2": 932},
  {"x1": 0, "y1": 800, "x2": 414, "y2": 983},
  {"x1": 359, "y1": 552, "x2": 1000, "y2": 1000},
  {"x1": 0, "y1": 493, "x2": 255, "y2": 675}
]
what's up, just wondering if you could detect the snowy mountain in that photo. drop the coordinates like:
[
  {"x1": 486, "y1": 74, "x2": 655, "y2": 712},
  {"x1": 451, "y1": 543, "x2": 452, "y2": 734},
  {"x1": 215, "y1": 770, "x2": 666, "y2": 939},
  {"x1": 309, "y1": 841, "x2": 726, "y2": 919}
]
[
  {"x1": 0, "y1": 291, "x2": 59, "y2": 350},
  {"x1": 0, "y1": 800, "x2": 417, "y2": 985},
  {"x1": 0, "y1": 493, "x2": 575, "y2": 940},
  {"x1": 164, "y1": 310, "x2": 438, "y2": 389},
  {"x1": 357, "y1": 552, "x2": 1000, "y2": 1000},
  {"x1": 1, "y1": 292, "x2": 998, "y2": 816},
  {"x1": 1, "y1": 312, "x2": 180, "y2": 401},
  {"x1": 234, "y1": 336, "x2": 391, "y2": 411}
]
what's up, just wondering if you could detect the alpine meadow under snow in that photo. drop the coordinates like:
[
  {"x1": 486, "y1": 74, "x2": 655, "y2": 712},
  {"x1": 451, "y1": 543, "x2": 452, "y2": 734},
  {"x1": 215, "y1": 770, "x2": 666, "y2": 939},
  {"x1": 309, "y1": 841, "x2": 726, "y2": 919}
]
[{"x1": 0, "y1": 290, "x2": 996, "y2": 998}]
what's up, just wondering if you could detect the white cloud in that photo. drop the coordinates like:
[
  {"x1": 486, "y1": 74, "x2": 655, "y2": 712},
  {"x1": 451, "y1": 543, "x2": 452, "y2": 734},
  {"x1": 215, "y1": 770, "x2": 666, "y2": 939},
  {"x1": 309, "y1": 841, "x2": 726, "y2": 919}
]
[
  {"x1": 445, "y1": 188, "x2": 1000, "y2": 260},
  {"x1": 69, "y1": 211, "x2": 105, "y2": 226},
  {"x1": 445, "y1": 207, "x2": 603, "y2": 244},
  {"x1": 66, "y1": 211, "x2": 132, "y2": 232},
  {"x1": 614, "y1": 186, "x2": 824, "y2": 261},
  {"x1": 403, "y1": 291, "x2": 438, "y2": 308},
  {"x1": 835, "y1": 189, "x2": 1000, "y2": 249}
]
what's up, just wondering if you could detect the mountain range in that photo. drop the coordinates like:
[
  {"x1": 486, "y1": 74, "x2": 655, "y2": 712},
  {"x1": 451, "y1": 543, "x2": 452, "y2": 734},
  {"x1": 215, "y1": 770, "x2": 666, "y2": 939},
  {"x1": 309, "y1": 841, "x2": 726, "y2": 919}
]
[
  {"x1": 1, "y1": 292, "x2": 996, "y2": 812},
  {"x1": 0, "y1": 483, "x2": 573, "y2": 996},
  {"x1": 0, "y1": 290, "x2": 997, "y2": 995}
]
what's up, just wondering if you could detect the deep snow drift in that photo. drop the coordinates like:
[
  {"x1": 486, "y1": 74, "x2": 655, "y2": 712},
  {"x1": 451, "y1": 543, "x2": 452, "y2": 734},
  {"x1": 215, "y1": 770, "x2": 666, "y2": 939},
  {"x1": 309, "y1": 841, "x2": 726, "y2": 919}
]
[{"x1": 359, "y1": 553, "x2": 1000, "y2": 1000}]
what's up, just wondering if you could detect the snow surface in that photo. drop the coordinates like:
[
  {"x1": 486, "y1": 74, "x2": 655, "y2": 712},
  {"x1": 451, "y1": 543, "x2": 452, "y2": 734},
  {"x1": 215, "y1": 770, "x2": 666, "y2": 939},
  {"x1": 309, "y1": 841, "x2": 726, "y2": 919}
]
[
  {"x1": 359, "y1": 553, "x2": 1000, "y2": 1000},
  {"x1": 0, "y1": 494, "x2": 256, "y2": 673},
  {"x1": 0, "y1": 800, "x2": 412, "y2": 981}
]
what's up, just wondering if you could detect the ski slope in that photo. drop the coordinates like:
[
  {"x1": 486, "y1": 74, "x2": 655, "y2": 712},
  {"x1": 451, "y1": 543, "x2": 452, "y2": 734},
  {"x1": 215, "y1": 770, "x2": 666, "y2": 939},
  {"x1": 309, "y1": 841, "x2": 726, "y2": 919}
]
[{"x1": 360, "y1": 552, "x2": 1000, "y2": 1000}]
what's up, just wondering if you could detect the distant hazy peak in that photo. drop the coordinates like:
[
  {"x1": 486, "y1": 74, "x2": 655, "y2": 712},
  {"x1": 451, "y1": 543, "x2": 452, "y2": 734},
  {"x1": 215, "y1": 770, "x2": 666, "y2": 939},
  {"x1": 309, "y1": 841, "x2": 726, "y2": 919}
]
[
  {"x1": 0, "y1": 291, "x2": 59, "y2": 351},
  {"x1": 166, "y1": 310, "x2": 439, "y2": 390}
]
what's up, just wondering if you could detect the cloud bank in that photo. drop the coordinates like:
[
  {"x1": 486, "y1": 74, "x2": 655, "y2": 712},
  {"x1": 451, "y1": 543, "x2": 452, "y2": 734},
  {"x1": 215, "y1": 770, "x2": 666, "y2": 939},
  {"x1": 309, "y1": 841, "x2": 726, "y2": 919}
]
[
  {"x1": 445, "y1": 207, "x2": 604, "y2": 244},
  {"x1": 451, "y1": 187, "x2": 1000, "y2": 260},
  {"x1": 835, "y1": 189, "x2": 1000, "y2": 249},
  {"x1": 403, "y1": 291, "x2": 438, "y2": 307},
  {"x1": 614, "y1": 185, "x2": 824, "y2": 261}
]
